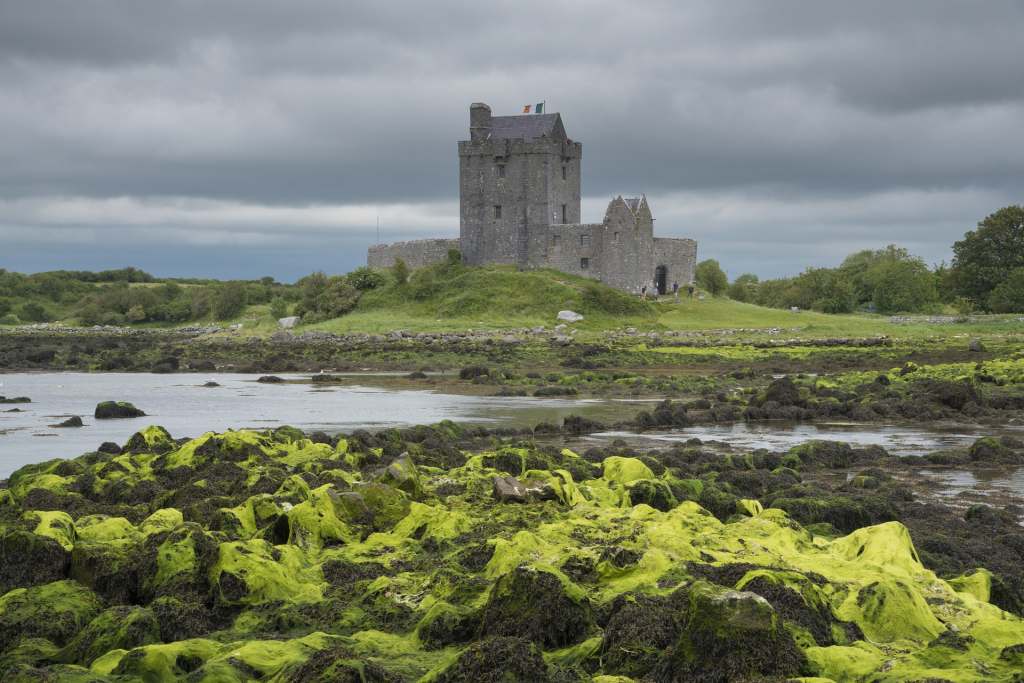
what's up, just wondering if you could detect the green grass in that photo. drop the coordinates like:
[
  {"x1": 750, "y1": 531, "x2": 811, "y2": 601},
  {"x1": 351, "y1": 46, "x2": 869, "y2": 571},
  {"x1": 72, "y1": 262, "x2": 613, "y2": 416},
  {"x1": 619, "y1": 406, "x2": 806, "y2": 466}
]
[
  {"x1": 306, "y1": 264, "x2": 656, "y2": 334},
  {"x1": 296, "y1": 264, "x2": 1024, "y2": 340},
  {"x1": 7, "y1": 263, "x2": 1023, "y2": 342}
]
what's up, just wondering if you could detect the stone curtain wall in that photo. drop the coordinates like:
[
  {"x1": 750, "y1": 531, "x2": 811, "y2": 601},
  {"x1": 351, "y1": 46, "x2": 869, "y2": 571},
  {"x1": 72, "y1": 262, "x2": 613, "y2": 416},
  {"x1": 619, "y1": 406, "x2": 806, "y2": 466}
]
[
  {"x1": 654, "y1": 238, "x2": 698, "y2": 286},
  {"x1": 367, "y1": 239, "x2": 460, "y2": 270}
]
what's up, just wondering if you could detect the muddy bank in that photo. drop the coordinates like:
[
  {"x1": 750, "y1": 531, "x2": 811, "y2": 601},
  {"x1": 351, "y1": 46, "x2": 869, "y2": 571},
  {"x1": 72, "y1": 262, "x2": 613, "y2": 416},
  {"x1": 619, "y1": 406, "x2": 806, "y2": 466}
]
[{"x1": 1, "y1": 421, "x2": 1023, "y2": 681}]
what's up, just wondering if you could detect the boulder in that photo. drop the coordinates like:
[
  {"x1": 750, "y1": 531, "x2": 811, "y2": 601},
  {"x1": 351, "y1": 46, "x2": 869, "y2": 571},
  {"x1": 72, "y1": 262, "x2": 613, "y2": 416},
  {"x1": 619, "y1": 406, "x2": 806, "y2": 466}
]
[
  {"x1": 763, "y1": 376, "x2": 803, "y2": 407},
  {"x1": 478, "y1": 566, "x2": 593, "y2": 648},
  {"x1": 0, "y1": 530, "x2": 71, "y2": 594},
  {"x1": 257, "y1": 375, "x2": 285, "y2": 383},
  {"x1": 968, "y1": 338, "x2": 986, "y2": 352},
  {"x1": 434, "y1": 636, "x2": 553, "y2": 683},
  {"x1": 51, "y1": 416, "x2": 83, "y2": 428},
  {"x1": 556, "y1": 310, "x2": 584, "y2": 323},
  {"x1": 278, "y1": 316, "x2": 299, "y2": 329},
  {"x1": 0, "y1": 580, "x2": 103, "y2": 648},
  {"x1": 58, "y1": 605, "x2": 160, "y2": 666},
  {"x1": 492, "y1": 476, "x2": 528, "y2": 504},
  {"x1": 93, "y1": 401, "x2": 145, "y2": 419},
  {"x1": 653, "y1": 581, "x2": 806, "y2": 681}
]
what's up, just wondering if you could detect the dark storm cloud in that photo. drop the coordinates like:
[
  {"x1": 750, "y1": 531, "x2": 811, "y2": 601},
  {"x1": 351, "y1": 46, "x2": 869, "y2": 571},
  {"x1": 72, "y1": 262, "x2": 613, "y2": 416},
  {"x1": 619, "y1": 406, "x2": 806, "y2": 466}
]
[{"x1": 0, "y1": 0, "x2": 1020, "y2": 279}]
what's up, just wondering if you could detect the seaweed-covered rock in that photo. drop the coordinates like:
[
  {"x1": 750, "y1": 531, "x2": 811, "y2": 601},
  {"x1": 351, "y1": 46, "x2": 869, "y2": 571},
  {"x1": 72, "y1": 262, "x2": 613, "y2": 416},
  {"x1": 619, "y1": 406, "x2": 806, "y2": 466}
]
[
  {"x1": 123, "y1": 425, "x2": 175, "y2": 454},
  {"x1": 434, "y1": 636, "x2": 553, "y2": 683},
  {"x1": 601, "y1": 591, "x2": 687, "y2": 677},
  {"x1": 0, "y1": 580, "x2": 103, "y2": 650},
  {"x1": 280, "y1": 642, "x2": 400, "y2": 682},
  {"x1": 377, "y1": 453, "x2": 423, "y2": 498},
  {"x1": 653, "y1": 581, "x2": 806, "y2": 682},
  {"x1": 94, "y1": 401, "x2": 146, "y2": 419},
  {"x1": 59, "y1": 605, "x2": 160, "y2": 666},
  {"x1": 0, "y1": 529, "x2": 71, "y2": 594},
  {"x1": 764, "y1": 376, "x2": 803, "y2": 406},
  {"x1": 478, "y1": 566, "x2": 593, "y2": 648},
  {"x1": 626, "y1": 478, "x2": 678, "y2": 511}
]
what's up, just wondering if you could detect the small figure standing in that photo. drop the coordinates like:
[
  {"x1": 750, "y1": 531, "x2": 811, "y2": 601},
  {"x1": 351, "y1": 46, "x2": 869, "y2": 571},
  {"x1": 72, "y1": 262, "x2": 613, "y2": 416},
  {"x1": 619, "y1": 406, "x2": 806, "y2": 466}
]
[
  {"x1": 640, "y1": 285, "x2": 647, "y2": 301},
  {"x1": 672, "y1": 281, "x2": 680, "y2": 302},
  {"x1": 687, "y1": 283, "x2": 695, "y2": 299}
]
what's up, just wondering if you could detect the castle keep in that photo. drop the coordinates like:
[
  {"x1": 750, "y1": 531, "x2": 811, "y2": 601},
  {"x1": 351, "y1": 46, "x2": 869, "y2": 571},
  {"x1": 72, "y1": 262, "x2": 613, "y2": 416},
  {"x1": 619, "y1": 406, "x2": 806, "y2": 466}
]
[{"x1": 368, "y1": 103, "x2": 697, "y2": 294}]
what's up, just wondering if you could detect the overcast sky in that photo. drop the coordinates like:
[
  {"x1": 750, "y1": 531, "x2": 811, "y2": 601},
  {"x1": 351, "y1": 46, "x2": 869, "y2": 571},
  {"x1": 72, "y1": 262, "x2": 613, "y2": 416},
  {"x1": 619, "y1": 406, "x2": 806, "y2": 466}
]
[{"x1": 1, "y1": 1, "x2": 1021, "y2": 282}]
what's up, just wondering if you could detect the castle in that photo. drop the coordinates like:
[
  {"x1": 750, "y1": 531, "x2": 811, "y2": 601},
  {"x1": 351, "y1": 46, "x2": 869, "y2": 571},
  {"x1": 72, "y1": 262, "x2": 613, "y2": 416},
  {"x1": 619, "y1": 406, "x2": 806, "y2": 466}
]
[{"x1": 367, "y1": 103, "x2": 697, "y2": 294}]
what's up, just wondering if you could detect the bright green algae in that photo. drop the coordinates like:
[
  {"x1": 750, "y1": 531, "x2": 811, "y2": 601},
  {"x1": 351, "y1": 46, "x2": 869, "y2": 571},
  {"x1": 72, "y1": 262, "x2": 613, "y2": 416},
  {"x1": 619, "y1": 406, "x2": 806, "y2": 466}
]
[{"x1": 1, "y1": 426, "x2": 1022, "y2": 682}]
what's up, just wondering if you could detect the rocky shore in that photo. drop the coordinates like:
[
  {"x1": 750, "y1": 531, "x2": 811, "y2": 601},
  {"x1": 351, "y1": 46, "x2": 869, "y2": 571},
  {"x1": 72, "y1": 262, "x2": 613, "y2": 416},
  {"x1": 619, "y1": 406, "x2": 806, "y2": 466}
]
[{"x1": 1, "y1": 420, "x2": 1023, "y2": 681}]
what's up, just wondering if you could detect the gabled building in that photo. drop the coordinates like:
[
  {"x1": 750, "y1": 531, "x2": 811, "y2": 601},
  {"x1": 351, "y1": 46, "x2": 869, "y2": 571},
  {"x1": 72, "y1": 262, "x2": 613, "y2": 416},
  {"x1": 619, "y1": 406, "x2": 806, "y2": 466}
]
[{"x1": 368, "y1": 103, "x2": 696, "y2": 294}]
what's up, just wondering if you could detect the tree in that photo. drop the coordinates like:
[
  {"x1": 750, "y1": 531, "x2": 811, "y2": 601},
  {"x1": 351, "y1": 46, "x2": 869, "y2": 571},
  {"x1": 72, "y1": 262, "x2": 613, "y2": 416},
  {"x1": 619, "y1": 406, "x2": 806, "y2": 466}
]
[
  {"x1": 727, "y1": 274, "x2": 759, "y2": 302},
  {"x1": 212, "y1": 282, "x2": 247, "y2": 320},
  {"x1": 840, "y1": 245, "x2": 914, "y2": 306},
  {"x1": 392, "y1": 259, "x2": 410, "y2": 286},
  {"x1": 18, "y1": 302, "x2": 50, "y2": 322},
  {"x1": 269, "y1": 297, "x2": 289, "y2": 319},
  {"x1": 952, "y1": 205, "x2": 1024, "y2": 306},
  {"x1": 868, "y1": 258, "x2": 938, "y2": 313},
  {"x1": 695, "y1": 259, "x2": 728, "y2": 296},
  {"x1": 126, "y1": 305, "x2": 147, "y2": 323},
  {"x1": 987, "y1": 267, "x2": 1024, "y2": 313}
]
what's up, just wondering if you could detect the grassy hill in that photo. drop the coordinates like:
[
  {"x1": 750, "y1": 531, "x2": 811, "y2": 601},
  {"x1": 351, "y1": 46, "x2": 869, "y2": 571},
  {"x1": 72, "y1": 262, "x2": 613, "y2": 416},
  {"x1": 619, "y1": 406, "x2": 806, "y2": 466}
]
[
  {"x1": 4, "y1": 263, "x2": 1022, "y2": 340},
  {"x1": 307, "y1": 264, "x2": 656, "y2": 333}
]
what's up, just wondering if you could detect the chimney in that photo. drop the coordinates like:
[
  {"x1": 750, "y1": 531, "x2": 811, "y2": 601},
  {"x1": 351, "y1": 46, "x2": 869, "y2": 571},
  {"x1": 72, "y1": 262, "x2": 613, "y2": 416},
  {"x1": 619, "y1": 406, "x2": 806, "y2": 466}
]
[{"x1": 470, "y1": 102, "x2": 491, "y2": 143}]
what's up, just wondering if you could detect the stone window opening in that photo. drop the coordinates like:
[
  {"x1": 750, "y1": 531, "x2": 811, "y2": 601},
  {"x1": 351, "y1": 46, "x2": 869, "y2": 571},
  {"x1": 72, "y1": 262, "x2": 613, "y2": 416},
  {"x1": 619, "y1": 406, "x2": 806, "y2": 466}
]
[
  {"x1": 497, "y1": 164, "x2": 506, "y2": 178},
  {"x1": 613, "y1": 232, "x2": 620, "y2": 243},
  {"x1": 580, "y1": 233, "x2": 591, "y2": 247},
  {"x1": 551, "y1": 234, "x2": 561, "y2": 247},
  {"x1": 562, "y1": 166, "x2": 567, "y2": 180},
  {"x1": 494, "y1": 205, "x2": 502, "y2": 219},
  {"x1": 580, "y1": 257, "x2": 590, "y2": 269},
  {"x1": 561, "y1": 204, "x2": 567, "y2": 223}
]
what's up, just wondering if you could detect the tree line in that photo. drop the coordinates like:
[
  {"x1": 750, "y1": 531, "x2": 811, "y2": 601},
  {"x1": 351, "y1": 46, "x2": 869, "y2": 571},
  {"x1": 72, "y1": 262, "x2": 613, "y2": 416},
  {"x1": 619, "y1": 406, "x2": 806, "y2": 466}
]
[{"x1": 694, "y1": 205, "x2": 1024, "y2": 314}]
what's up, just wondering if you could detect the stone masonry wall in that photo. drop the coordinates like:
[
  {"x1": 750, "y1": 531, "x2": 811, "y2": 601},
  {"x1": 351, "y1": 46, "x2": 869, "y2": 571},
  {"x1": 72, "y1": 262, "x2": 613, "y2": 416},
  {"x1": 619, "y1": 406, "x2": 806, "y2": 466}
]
[
  {"x1": 654, "y1": 237, "x2": 698, "y2": 287},
  {"x1": 367, "y1": 238, "x2": 460, "y2": 270}
]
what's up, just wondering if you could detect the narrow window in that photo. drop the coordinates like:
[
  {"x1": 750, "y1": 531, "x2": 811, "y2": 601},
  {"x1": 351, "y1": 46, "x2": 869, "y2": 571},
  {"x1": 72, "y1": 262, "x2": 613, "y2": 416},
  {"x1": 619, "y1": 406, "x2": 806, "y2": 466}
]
[
  {"x1": 580, "y1": 233, "x2": 591, "y2": 247},
  {"x1": 551, "y1": 234, "x2": 561, "y2": 246},
  {"x1": 497, "y1": 165, "x2": 506, "y2": 178},
  {"x1": 561, "y1": 204, "x2": 567, "y2": 223},
  {"x1": 614, "y1": 232, "x2": 620, "y2": 243},
  {"x1": 494, "y1": 205, "x2": 502, "y2": 219},
  {"x1": 580, "y1": 257, "x2": 589, "y2": 270},
  {"x1": 562, "y1": 166, "x2": 567, "y2": 180}
]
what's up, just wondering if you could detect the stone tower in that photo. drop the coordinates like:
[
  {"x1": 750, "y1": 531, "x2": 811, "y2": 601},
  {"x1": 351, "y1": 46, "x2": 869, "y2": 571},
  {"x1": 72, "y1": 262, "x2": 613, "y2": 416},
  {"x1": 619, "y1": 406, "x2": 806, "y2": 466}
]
[{"x1": 458, "y1": 103, "x2": 583, "y2": 267}]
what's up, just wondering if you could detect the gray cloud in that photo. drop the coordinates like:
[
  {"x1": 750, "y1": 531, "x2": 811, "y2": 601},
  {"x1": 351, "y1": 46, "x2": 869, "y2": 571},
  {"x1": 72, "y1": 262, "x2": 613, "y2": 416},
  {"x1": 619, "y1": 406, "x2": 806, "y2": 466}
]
[{"x1": 0, "y1": 0, "x2": 1020, "y2": 280}]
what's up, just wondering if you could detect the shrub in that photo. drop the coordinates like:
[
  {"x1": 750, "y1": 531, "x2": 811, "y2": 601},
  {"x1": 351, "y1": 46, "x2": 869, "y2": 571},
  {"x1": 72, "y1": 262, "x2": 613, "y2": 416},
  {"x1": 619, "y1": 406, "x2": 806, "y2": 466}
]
[
  {"x1": 212, "y1": 282, "x2": 247, "y2": 320},
  {"x1": 18, "y1": 302, "x2": 50, "y2": 322},
  {"x1": 987, "y1": 268, "x2": 1024, "y2": 313},
  {"x1": 695, "y1": 259, "x2": 728, "y2": 296},
  {"x1": 392, "y1": 259, "x2": 410, "y2": 286},
  {"x1": 269, "y1": 297, "x2": 289, "y2": 319},
  {"x1": 346, "y1": 267, "x2": 386, "y2": 291}
]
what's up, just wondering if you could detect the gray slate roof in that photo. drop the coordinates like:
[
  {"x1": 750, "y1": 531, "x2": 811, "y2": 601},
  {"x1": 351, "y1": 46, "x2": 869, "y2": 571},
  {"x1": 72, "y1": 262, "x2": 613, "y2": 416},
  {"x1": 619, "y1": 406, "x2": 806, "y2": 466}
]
[{"x1": 489, "y1": 113, "x2": 562, "y2": 141}]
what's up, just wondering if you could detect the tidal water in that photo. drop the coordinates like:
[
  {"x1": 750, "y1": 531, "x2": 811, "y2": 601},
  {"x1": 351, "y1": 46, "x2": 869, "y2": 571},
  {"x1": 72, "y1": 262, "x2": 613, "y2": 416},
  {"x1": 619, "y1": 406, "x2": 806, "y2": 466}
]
[
  {"x1": 587, "y1": 421, "x2": 1024, "y2": 457},
  {"x1": 0, "y1": 372, "x2": 636, "y2": 477},
  {"x1": 2, "y1": 373, "x2": 1023, "y2": 499}
]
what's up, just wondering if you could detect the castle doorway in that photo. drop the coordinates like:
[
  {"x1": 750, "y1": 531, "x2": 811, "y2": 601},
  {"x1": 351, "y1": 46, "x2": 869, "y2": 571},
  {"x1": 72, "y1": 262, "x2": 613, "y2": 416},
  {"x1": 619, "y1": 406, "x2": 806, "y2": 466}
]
[{"x1": 654, "y1": 265, "x2": 667, "y2": 295}]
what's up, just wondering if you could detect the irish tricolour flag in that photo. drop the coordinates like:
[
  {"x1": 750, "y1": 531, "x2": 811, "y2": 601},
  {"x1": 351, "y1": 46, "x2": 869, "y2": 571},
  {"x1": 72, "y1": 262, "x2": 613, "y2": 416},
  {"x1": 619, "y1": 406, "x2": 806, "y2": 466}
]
[{"x1": 522, "y1": 102, "x2": 545, "y2": 114}]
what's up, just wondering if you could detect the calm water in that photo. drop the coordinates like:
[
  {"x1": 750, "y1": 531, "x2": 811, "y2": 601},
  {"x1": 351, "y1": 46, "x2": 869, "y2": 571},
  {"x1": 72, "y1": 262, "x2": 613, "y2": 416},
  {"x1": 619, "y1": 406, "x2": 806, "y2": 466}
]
[
  {"x1": 3, "y1": 374, "x2": 1024, "y2": 496},
  {"x1": 588, "y1": 421, "x2": 1024, "y2": 457},
  {"x1": 0, "y1": 373, "x2": 640, "y2": 477}
]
